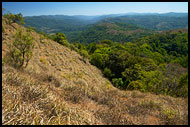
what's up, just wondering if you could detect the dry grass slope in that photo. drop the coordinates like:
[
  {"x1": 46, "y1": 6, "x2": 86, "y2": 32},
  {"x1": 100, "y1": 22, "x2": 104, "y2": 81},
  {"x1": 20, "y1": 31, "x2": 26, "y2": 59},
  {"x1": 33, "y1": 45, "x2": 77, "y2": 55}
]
[{"x1": 2, "y1": 17, "x2": 188, "y2": 125}]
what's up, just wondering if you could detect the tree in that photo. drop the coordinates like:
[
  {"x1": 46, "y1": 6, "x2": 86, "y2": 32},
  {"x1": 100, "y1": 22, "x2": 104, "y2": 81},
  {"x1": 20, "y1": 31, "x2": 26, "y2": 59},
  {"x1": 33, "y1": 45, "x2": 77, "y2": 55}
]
[
  {"x1": 122, "y1": 64, "x2": 143, "y2": 82},
  {"x1": 87, "y1": 42, "x2": 97, "y2": 54},
  {"x1": 125, "y1": 42, "x2": 140, "y2": 56},
  {"x1": 53, "y1": 32, "x2": 69, "y2": 47},
  {"x1": 90, "y1": 53, "x2": 104, "y2": 69},
  {"x1": 4, "y1": 13, "x2": 25, "y2": 25},
  {"x1": 54, "y1": 32, "x2": 66, "y2": 44},
  {"x1": 7, "y1": 29, "x2": 34, "y2": 68}
]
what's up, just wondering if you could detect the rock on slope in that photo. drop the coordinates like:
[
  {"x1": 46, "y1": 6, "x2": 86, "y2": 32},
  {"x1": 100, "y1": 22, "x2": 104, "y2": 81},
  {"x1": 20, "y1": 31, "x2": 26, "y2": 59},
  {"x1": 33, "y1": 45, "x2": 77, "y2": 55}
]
[{"x1": 2, "y1": 17, "x2": 188, "y2": 125}]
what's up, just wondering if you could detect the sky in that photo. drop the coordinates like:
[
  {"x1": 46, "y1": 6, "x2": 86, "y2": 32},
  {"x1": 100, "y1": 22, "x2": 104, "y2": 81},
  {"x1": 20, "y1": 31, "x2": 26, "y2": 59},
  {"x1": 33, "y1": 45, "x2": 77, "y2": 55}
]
[{"x1": 2, "y1": 2, "x2": 188, "y2": 16}]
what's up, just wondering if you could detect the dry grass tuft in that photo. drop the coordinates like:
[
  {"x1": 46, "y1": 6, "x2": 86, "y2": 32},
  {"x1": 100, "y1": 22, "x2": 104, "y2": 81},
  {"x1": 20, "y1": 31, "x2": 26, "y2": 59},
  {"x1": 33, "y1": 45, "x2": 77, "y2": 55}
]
[
  {"x1": 63, "y1": 85, "x2": 86, "y2": 104},
  {"x1": 42, "y1": 74, "x2": 62, "y2": 87},
  {"x1": 21, "y1": 85, "x2": 47, "y2": 103}
]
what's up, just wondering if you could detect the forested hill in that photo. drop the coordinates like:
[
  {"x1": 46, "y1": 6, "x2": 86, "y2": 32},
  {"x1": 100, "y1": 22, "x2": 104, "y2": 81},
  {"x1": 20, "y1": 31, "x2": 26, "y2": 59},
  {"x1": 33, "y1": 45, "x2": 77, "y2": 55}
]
[
  {"x1": 24, "y1": 15, "x2": 93, "y2": 34},
  {"x1": 70, "y1": 22, "x2": 153, "y2": 44},
  {"x1": 100, "y1": 14, "x2": 188, "y2": 31},
  {"x1": 24, "y1": 12, "x2": 188, "y2": 43}
]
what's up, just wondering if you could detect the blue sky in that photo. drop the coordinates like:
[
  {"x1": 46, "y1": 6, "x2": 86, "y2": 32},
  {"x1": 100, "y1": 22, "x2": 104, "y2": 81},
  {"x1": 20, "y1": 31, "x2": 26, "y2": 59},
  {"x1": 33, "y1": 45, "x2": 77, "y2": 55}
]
[{"x1": 2, "y1": 2, "x2": 188, "y2": 16}]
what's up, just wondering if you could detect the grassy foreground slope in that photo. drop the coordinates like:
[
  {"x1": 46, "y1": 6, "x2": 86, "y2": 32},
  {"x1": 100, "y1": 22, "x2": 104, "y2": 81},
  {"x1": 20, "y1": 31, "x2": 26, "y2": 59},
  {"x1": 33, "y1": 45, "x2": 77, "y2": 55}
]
[{"x1": 2, "y1": 17, "x2": 188, "y2": 125}]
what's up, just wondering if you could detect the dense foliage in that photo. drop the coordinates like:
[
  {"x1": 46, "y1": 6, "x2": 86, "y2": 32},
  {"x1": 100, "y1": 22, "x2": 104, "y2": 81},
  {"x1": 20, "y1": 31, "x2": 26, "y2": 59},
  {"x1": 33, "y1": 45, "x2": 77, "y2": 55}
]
[
  {"x1": 70, "y1": 31, "x2": 188, "y2": 97},
  {"x1": 132, "y1": 31, "x2": 188, "y2": 68}
]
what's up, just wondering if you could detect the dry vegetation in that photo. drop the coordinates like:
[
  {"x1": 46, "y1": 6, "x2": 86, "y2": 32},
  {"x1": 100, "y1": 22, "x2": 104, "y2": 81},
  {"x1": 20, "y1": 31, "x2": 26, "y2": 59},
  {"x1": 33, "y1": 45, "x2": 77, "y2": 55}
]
[{"x1": 2, "y1": 17, "x2": 188, "y2": 125}]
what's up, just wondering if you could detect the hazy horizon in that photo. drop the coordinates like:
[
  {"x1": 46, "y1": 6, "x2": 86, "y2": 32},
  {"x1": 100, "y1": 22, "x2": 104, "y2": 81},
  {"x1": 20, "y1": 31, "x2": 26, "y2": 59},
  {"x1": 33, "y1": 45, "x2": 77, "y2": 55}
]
[
  {"x1": 2, "y1": 2, "x2": 188, "y2": 17},
  {"x1": 21, "y1": 12, "x2": 188, "y2": 17}
]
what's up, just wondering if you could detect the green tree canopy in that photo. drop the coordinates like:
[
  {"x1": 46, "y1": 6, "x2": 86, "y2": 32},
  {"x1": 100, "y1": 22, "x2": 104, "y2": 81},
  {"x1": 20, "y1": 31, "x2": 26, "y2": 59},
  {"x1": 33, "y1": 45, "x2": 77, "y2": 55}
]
[
  {"x1": 7, "y1": 29, "x2": 34, "y2": 68},
  {"x1": 4, "y1": 12, "x2": 25, "y2": 25}
]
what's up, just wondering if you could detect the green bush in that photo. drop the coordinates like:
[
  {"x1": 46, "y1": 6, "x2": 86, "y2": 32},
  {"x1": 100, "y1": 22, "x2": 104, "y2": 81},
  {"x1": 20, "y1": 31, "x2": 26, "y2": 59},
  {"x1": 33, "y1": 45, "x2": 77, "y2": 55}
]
[
  {"x1": 112, "y1": 78, "x2": 124, "y2": 88},
  {"x1": 127, "y1": 80, "x2": 145, "y2": 92},
  {"x1": 103, "y1": 67, "x2": 114, "y2": 79},
  {"x1": 80, "y1": 50, "x2": 89, "y2": 59},
  {"x1": 53, "y1": 32, "x2": 67, "y2": 45},
  {"x1": 7, "y1": 29, "x2": 34, "y2": 68}
]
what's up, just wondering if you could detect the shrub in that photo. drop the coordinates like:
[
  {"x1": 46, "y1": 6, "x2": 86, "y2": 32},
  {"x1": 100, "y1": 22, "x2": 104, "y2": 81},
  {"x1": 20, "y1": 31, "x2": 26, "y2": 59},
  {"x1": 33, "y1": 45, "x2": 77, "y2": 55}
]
[
  {"x1": 43, "y1": 74, "x2": 61, "y2": 87},
  {"x1": 80, "y1": 49, "x2": 89, "y2": 59},
  {"x1": 161, "y1": 108, "x2": 177, "y2": 124},
  {"x1": 112, "y1": 78, "x2": 124, "y2": 88},
  {"x1": 53, "y1": 32, "x2": 69, "y2": 47},
  {"x1": 127, "y1": 80, "x2": 145, "y2": 92},
  {"x1": 7, "y1": 29, "x2": 34, "y2": 68},
  {"x1": 103, "y1": 67, "x2": 114, "y2": 79}
]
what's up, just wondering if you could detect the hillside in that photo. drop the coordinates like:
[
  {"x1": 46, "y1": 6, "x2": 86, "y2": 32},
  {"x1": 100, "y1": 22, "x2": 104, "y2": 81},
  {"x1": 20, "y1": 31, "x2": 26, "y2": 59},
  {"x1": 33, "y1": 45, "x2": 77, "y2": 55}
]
[{"x1": 2, "y1": 17, "x2": 188, "y2": 125}]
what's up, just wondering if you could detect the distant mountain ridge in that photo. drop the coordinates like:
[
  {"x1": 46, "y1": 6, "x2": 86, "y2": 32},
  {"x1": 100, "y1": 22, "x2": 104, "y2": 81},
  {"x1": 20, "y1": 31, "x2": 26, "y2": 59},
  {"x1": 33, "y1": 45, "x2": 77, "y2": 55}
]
[{"x1": 24, "y1": 12, "x2": 188, "y2": 17}]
